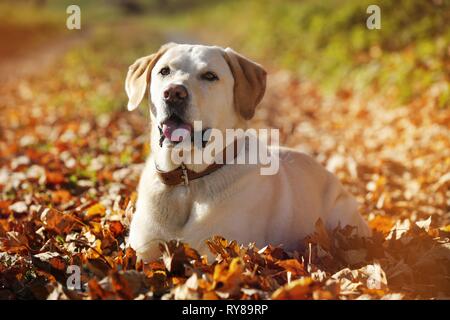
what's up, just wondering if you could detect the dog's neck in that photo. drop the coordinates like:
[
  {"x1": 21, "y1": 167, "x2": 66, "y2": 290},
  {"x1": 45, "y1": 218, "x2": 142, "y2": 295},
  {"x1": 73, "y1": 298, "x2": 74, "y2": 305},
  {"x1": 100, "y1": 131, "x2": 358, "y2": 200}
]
[{"x1": 150, "y1": 123, "x2": 245, "y2": 173}]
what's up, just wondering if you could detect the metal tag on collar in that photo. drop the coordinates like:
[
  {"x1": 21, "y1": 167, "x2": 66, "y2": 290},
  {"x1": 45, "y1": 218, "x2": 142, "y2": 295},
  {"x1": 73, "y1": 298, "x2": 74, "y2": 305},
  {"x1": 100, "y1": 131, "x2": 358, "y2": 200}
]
[{"x1": 180, "y1": 163, "x2": 189, "y2": 186}]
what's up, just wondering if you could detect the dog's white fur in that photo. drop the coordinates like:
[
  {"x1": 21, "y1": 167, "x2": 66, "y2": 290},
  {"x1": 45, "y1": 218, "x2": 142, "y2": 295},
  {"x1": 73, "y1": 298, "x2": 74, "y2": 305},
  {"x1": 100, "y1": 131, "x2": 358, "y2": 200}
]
[{"x1": 126, "y1": 43, "x2": 370, "y2": 261}]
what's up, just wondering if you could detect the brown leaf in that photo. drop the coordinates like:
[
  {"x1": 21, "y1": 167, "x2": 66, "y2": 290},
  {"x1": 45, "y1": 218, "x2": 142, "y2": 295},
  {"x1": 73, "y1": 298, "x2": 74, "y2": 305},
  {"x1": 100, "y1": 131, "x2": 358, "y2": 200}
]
[
  {"x1": 275, "y1": 259, "x2": 306, "y2": 276},
  {"x1": 0, "y1": 200, "x2": 12, "y2": 218},
  {"x1": 272, "y1": 277, "x2": 315, "y2": 300},
  {"x1": 305, "y1": 219, "x2": 332, "y2": 251},
  {"x1": 50, "y1": 190, "x2": 72, "y2": 204},
  {"x1": 161, "y1": 240, "x2": 201, "y2": 276},
  {"x1": 41, "y1": 208, "x2": 80, "y2": 235},
  {"x1": 46, "y1": 171, "x2": 65, "y2": 185},
  {"x1": 108, "y1": 221, "x2": 125, "y2": 238}
]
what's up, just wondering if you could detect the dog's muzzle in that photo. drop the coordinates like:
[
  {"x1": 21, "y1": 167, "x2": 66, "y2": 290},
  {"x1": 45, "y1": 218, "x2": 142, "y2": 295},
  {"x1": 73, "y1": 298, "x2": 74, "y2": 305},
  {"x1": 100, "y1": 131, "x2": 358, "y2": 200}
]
[{"x1": 158, "y1": 114, "x2": 211, "y2": 148}]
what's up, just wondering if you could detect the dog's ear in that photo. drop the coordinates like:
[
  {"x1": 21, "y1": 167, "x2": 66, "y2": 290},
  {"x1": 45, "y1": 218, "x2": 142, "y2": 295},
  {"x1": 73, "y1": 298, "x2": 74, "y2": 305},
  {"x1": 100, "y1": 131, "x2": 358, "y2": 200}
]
[
  {"x1": 223, "y1": 48, "x2": 267, "y2": 120},
  {"x1": 125, "y1": 43, "x2": 176, "y2": 111}
]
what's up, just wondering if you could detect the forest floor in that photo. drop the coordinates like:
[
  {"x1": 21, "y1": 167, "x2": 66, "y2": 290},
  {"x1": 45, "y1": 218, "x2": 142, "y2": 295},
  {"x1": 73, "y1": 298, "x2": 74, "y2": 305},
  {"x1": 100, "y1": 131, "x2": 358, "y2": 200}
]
[{"x1": 0, "y1": 17, "x2": 449, "y2": 300}]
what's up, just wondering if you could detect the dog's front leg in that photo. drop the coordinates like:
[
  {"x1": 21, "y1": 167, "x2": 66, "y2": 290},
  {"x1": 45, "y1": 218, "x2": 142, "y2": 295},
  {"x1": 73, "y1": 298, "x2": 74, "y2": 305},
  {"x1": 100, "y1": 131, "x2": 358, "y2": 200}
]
[{"x1": 128, "y1": 159, "x2": 193, "y2": 261}]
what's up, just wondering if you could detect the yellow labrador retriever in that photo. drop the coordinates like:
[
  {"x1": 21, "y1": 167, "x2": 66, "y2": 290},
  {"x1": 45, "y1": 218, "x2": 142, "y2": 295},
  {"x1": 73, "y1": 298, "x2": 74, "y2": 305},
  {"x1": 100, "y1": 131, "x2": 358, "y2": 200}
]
[{"x1": 125, "y1": 43, "x2": 370, "y2": 261}]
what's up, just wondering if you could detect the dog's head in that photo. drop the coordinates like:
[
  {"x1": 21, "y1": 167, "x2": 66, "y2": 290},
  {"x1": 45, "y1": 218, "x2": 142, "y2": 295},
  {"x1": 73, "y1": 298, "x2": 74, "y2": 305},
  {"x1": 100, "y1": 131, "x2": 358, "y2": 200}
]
[{"x1": 125, "y1": 43, "x2": 266, "y2": 148}]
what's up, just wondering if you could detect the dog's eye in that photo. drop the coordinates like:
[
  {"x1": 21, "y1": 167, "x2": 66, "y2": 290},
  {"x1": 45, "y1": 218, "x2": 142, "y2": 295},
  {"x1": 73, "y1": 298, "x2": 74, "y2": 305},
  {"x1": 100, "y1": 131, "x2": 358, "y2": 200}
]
[
  {"x1": 159, "y1": 67, "x2": 170, "y2": 76},
  {"x1": 201, "y1": 71, "x2": 219, "y2": 81}
]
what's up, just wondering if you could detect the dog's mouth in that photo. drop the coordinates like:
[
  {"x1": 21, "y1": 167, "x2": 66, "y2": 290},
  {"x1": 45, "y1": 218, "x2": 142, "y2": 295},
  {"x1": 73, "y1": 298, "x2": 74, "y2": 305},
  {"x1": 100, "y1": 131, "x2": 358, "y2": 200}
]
[
  {"x1": 159, "y1": 114, "x2": 193, "y2": 143},
  {"x1": 158, "y1": 115, "x2": 210, "y2": 147}
]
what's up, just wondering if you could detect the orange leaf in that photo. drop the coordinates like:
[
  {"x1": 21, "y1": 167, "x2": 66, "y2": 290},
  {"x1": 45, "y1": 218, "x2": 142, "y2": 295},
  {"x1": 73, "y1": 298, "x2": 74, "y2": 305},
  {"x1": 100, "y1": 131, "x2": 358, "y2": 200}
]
[
  {"x1": 46, "y1": 171, "x2": 65, "y2": 185},
  {"x1": 272, "y1": 277, "x2": 315, "y2": 300},
  {"x1": 369, "y1": 215, "x2": 396, "y2": 234},
  {"x1": 86, "y1": 203, "x2": 106, "y2": 218},
  {"x1": 51, "y1": 190, "x2": 72, "y2": 204}
]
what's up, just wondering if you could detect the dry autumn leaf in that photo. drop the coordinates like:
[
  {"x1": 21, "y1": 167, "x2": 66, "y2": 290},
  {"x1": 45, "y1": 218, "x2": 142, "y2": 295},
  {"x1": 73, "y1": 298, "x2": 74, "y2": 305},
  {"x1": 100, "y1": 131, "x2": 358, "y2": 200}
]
[{"x1": 85, "y1": 203, "x2": 106, "y2": 219}]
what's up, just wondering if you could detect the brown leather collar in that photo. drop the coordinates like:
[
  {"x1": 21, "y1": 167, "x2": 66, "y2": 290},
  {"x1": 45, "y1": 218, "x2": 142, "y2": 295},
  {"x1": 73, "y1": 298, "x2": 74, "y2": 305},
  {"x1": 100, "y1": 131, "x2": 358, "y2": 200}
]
[{"x1": 155, "y1": 140, "x2": 240, "y2": 186}]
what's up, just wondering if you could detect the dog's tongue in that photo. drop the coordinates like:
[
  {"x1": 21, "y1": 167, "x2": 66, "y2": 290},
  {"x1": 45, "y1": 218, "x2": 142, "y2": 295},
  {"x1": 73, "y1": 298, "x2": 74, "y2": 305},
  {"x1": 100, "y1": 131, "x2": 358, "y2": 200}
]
[{"x1": 162, "y1": 119, "x2": 192, "y2": 142}]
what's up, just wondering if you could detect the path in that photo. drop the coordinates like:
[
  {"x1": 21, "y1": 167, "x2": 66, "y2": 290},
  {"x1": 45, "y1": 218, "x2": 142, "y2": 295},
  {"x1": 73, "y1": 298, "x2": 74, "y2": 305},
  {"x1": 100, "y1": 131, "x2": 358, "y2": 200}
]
[{"x1": 0, "y1": 28, "x2": 90, "y2": 84}]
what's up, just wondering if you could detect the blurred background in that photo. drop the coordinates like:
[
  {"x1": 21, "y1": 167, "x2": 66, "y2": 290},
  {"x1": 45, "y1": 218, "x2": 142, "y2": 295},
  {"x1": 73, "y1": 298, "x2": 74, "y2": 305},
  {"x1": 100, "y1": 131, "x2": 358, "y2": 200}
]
[{"x1": 1, "y1": 0, "x2": 449, "y2": 107}]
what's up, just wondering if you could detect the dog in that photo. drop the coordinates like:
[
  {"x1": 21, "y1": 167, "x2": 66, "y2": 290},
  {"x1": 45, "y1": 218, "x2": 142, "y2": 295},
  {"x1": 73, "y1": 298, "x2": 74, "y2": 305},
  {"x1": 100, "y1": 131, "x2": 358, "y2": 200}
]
[{"x1": 125, "y1": 43, "x2": 370, "y2": 262}]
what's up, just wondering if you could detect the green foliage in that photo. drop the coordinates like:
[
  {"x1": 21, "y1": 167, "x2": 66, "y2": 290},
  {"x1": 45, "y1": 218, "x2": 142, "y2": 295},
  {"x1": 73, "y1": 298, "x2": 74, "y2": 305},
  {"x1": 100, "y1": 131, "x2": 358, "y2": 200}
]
[
  {"x1": 170, "y1": 0, "x2": 449, "y2": 105},
  {"x1": 3, "y1": 0, "x2": 447, "y2": 109}
]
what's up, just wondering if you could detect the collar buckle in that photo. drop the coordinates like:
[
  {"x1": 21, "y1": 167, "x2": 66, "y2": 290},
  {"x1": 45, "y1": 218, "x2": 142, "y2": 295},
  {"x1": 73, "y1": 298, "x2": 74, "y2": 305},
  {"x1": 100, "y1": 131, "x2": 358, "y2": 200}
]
[{"x1": 180, "y1": 163, "x2": 189, "y2": 186}]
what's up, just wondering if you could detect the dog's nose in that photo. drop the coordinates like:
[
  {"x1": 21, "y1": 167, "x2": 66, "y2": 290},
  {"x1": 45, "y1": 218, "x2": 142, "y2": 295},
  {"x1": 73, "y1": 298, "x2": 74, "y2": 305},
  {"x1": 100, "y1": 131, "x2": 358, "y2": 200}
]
[{"x1": 163, "y1": 84, "x2": 188, "y2": 104}]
